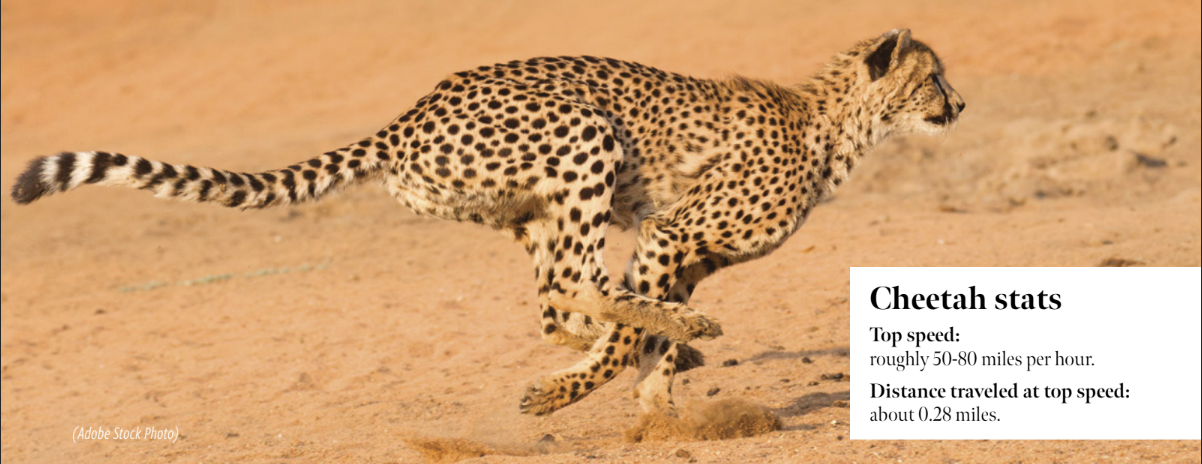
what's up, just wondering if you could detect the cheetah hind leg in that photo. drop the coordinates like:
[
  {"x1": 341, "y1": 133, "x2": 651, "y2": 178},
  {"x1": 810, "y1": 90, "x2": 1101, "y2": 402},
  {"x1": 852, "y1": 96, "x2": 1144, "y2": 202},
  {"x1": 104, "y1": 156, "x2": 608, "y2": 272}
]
[{"x1": 520, "y1": 322, "x2": 642, "y2": 415}]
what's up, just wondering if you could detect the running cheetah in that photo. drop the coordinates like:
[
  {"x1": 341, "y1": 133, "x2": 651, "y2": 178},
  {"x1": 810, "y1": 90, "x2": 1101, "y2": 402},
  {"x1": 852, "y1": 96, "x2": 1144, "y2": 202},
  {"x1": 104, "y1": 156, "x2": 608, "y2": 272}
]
[{"x1": 11, "y1": 29, "x2": 963, "y2": 416}]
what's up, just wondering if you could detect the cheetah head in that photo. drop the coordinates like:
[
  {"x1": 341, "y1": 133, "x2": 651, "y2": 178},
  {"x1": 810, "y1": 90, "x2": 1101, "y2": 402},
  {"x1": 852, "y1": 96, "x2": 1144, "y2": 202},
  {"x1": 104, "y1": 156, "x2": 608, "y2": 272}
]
[{"x1": 857, "y1": 29, "x2": 965, "y2": 136}]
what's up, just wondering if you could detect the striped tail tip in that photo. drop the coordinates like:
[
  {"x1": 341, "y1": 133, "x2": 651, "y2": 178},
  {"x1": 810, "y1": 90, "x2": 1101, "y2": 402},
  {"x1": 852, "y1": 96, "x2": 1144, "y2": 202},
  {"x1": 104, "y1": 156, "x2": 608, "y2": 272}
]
[{"x1": 11, "y1": 156, "x2": 51, "y2": 205}]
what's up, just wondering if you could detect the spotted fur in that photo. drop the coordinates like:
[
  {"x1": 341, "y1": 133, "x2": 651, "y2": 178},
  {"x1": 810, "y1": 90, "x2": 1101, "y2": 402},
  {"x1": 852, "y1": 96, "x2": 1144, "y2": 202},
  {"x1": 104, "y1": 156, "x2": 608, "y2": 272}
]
[{"x1": 11, "y1": 29, "x2": 963, "y2": 417}]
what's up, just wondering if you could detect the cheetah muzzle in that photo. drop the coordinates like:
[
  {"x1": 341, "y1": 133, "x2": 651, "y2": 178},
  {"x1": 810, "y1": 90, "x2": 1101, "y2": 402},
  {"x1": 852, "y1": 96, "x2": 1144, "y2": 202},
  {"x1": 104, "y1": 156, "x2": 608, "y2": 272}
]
[{"x1": 11, "y1": 29, "x2": 963, "y2": 417}]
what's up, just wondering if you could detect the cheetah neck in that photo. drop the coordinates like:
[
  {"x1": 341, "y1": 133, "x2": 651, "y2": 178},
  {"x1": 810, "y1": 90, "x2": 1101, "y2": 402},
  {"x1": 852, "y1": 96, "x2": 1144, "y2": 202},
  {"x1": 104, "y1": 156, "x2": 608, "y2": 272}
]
[{"x1": 788, "y1": 68, "x2": 881, "y2": 200}]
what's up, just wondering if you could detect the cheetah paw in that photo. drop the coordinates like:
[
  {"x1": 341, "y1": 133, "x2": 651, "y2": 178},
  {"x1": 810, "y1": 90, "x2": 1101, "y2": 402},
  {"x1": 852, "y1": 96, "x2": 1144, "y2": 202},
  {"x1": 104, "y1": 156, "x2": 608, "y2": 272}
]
[
  {"x1": 668, "y1": 311, "x2": 723, "y2": 343},
  {"x1": 519, "y1": 380, "x2": 568, "y2": 416}
]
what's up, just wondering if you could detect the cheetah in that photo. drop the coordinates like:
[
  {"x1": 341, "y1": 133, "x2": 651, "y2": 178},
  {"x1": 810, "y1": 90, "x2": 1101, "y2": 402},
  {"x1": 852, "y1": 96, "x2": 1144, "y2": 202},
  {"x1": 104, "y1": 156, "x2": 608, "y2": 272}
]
[{"x1": 11, "y1": 29, "x2": 963, "y2": 417}]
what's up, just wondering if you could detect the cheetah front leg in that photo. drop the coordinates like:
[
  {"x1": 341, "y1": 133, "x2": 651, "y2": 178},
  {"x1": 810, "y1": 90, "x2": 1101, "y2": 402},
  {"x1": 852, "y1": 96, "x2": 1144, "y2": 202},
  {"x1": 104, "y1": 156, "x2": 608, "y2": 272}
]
[
  {"x1": 615, "y1": 220, "x2": 720, "y2": 414},
  {"x1": 631, "y1": 256, "x2": 729, "y2": 414}
]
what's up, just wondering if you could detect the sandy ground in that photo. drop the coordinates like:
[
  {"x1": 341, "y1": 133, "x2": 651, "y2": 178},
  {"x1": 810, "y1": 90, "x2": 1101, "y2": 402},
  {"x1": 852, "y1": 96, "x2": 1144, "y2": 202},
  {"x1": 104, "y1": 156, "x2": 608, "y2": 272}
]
[{"x1": 2, "y1": 1, "x2": 1200, "y2": 462}]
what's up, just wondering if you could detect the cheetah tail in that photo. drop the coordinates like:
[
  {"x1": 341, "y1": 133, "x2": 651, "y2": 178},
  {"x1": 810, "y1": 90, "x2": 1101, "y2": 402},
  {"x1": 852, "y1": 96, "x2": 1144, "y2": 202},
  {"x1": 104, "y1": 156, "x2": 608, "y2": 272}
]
[{"x1": 10, "y1": 139, "x2": 388, "y2": 209}]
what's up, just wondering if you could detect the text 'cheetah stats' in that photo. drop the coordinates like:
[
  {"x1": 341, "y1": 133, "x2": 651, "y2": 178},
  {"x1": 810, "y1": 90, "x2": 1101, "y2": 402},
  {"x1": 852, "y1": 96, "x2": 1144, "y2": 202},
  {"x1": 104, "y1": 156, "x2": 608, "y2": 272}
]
[{"x1": 852, "y1": 267, "x2": 1202, "y2": 440}]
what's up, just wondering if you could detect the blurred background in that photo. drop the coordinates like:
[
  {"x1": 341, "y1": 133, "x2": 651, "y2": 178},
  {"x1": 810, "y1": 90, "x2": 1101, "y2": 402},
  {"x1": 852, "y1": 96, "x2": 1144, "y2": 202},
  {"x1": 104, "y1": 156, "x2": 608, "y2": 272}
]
[
  {"x1": 2, "y1": 1, "x2": 1199, "y2": 463},
  {"x1": 3, "y1": 1, "x2": 1198, "y2": 209}
]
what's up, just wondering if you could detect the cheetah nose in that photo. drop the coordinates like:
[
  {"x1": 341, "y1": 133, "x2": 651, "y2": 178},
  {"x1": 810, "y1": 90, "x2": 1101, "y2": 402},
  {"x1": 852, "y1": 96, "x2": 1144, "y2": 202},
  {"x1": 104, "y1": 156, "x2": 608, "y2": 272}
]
[{"x1": 956, "y1": 101, "x2": 966, "y2": 112}]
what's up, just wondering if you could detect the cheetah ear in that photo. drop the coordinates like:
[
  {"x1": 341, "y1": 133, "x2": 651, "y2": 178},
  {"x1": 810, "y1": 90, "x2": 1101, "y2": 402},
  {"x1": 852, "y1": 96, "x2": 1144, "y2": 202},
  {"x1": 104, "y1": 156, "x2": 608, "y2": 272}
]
[{"x1": 865, "y1": 28, "x2": 912, "y2": 81}]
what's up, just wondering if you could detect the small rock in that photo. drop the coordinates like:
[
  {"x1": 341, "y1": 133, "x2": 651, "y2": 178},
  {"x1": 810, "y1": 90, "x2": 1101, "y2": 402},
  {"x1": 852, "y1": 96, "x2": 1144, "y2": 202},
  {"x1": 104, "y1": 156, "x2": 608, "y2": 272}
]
[
  {"x1": 807, "y1": 381, "x2": 820, "y2": 386},
  {"x1": 820, "y1": 372, "x2": 846, "y2": 381},
  {"x1": 801, "y1": 357, "x2": 813, "y2": 364},
  {"x1": 1134, "y1": 152, "x2": 1167, "y2": 168},
  {"x1": 780, "y1": 378, "x2": 790, "y2": 383},
  {"x1": 1103, "y1": 135, "x2": 1119, "y2": 151},
  {"x1": 225, "y1": 432, "x2": 239, "y2": 438},
  {"x1": 681, "y1": 378, "x2": 690, "y2": 385},
  {"x1": 706, "y1": 387, "x2": 721, "y2": 397},
  {"x1": 722, "y1": 359, "x2": 739, "y2": 367},
  {"x1": 1100, "y1": 257, "x2": 1143, "y2": 267},
  {"x1": 837, "y1": 435, "x2": 844, "y2": 440},
  {"x1": 832, "y1": 400, "x2": 850, "y2": 408},
  {"x1": 675, "y1": 448, "x2": 693, "y2": 459},
  {"x1": 536, "y1": 434, "x2": 559, "y2": 453}
]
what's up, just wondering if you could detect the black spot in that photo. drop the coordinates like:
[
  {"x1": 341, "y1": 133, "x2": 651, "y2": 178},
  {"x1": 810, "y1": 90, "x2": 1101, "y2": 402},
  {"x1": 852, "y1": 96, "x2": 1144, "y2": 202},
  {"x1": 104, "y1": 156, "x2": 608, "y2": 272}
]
[
  {"x1": 227, "y1": 190, "x2": 247, "y2": 207},
  {"x1": 86, "y1": 152, "x2": 112, "y2": 184},
  {"x1": 134, "y1": 158, "x2": 154, "y2": 178},
  {"x1": 54, "y1": 153, "x2": 77, "y2": 189},
  {"x1": 197, "y1": 180, "x2": 213, "y2": 201}
]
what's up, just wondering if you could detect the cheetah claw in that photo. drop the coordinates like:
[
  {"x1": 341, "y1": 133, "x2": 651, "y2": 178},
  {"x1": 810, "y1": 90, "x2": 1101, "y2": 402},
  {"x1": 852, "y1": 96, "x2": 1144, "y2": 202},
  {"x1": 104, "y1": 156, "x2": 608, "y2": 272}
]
[{"x1": 671, "y1": 311, "x2": 723, "y2": 343}]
